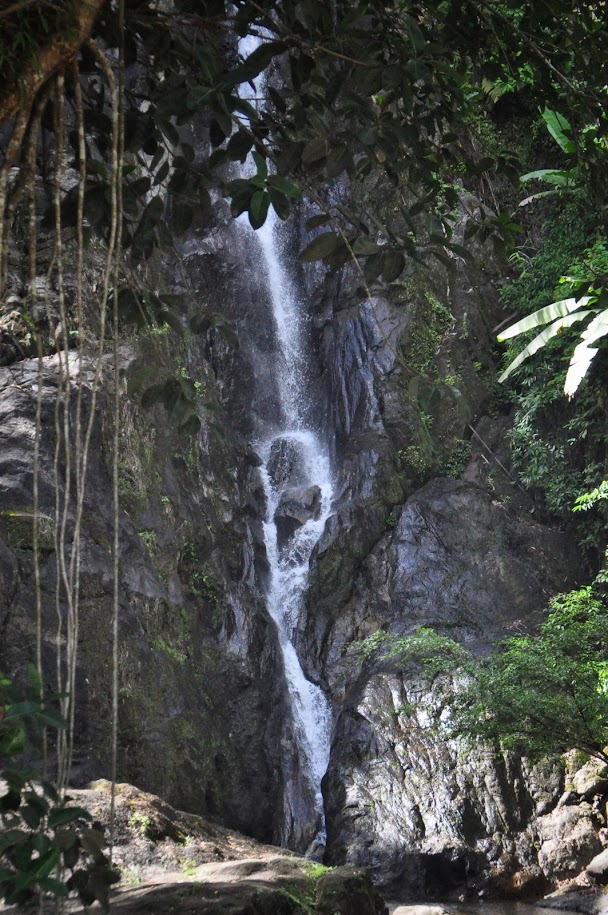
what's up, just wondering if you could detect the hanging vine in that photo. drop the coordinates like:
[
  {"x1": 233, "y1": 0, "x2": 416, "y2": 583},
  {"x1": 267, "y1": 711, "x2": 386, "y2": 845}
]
[{"x1": 0, "y1": 2, "x2": 124, "y2": 906}]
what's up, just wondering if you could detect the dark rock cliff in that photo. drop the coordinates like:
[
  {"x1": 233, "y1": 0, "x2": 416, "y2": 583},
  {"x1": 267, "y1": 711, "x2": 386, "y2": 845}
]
[{"x1": 0, "y1": 154, "x2": 603, "y2": 905}]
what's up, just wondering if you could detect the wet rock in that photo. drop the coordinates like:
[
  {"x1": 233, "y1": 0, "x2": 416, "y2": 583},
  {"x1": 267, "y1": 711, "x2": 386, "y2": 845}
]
[
  {"x1": 586, "y1": 849, "x2": 608, "y2": 885},
  {"x1": 267, "y1": 437, "x2": 308, "y2": 489},
  {"x1": 274, "y1": 485, "x2": 321, "y2": 547},
  {"x1": 61, "y1": 782, "x2": 388, "y2": 914},
  {"x1": 322, "y1": 480, "x2": 579, "y2": 894},
  {"x1": 539, "y1": 885, "x2": 608, "y2": 915},
  {"x1": 0, "y1": 347, "x2": 289, "y2": 847}
]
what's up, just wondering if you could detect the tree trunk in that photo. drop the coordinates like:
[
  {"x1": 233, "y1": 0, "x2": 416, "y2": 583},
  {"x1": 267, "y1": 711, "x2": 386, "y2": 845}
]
[{"x1": 0, "y1": 0, "x2": 106, "y2": 127}]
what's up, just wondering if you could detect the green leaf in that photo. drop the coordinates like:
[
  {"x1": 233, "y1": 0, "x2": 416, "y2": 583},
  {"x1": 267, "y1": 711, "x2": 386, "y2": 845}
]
[
  {"x1": 353, "y1": 237, "x2": 382, "y2": 256},
  {"x1": 363, "y1": 253, "x2": 384, "y2": 284},
  {"x1": 226, "y1": 130, "x2": 253, "y2": 161},
  {"x1": 497, "y1": 296, "x2": 594, "y2": 341},
  {"x1": 498, "y1": 312, "x2": 594, "y2": 383},
  {"x1": 382, "y1": 250, "x2": 405, "y2": 283},
  {"x1": 38, "y1": 877, "x2": 69, "y2": 897},
  {"x1": 40, "y1": 781, "x2": 59, "y2": 803},
  {"x1": 302, "y1": 137, "x2": 327, "y2": 165},
  {"x1": 248, "y1": 191, "x2": 270, "y2": 230},
  {"x1": 172, "y1": 204, "x2": 194, "y2": 234},
  {"x1": 33, "y1": 848, "x2": 61, "y2": 879},
  {"x1": 305, "y1": 214, "x2": 331, "y2": 231},
  {"x1": 276, "y1": 142, "x2": 303, "y2": 176},
  {"x1": 542, "y1": 107, "x2": 576, "y2": 154},
  {"x1": 139, "y1": 195, "x2": 164, "y2": 228},
  {"x1": 0, "y1": 788, "x2": 22, "y2": 813},
  {"x1": 299, "y1": 232, "x2": 339, "y2": 263},
  {"x1": 564, "y1": 308, "x2": 608, "y2": 398},
  {"x1": 49, "y1": 807, "x2": 92, "y2": 829},
  {"x1": 208, "y1": 149, "x2": 230, "y2": 169},
  {"x1": 153, "y1": 161, "x2": 170, "y2": 186},
  {"x1": 0, "y1": 726, "x2": 25, "y2": 756},
  {"x1": 267, "y1": 175, "x2": 301, "y2": 199},
  {"x1": 325, "y1": 144, "x2": 351, "y2": 178},
  {"x1": 224, "y1": 41, "x2": 286, "y2": 87},
  {"x1": 520, "y1": 168, "x2": 577, "y2": 186},
  {"x1": 268, "y1": 188, "x2": 290, "y2": 221},
  {"x1": 252, "y1": 150, "x2": 268, "y2": 177},
  {"x1": 159, "y1": 119, "x2": 179, "y2": 146}
]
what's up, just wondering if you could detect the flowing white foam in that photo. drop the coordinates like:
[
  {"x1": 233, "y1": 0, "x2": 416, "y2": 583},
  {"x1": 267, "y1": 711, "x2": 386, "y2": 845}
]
[{"x1": 235, "y1": 35, "x2": 334, "y2": 852}]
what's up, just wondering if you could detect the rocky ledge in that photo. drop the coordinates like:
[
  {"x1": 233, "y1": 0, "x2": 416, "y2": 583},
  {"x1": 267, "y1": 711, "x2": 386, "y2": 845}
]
[{"x1": 20, "y1": 781, "x2": 387, "y2": 914}]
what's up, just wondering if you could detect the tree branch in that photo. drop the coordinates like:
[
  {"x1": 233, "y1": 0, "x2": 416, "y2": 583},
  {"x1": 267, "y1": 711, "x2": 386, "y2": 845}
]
[{"x1": 0, "y1": 0, "x2": 106, "y2": 125}]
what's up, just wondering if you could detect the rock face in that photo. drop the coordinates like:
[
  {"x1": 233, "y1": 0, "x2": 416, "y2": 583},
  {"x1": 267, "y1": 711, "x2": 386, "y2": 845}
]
[
  {"x1": 0, "y1": 128, "x2": 602, "y2": 907},
  {"x1": 297, "y1": 237, "x2": 595, "y2": 899},
  {"x1": 0, "y1": 213, "x2": 293, "y2": 846}
]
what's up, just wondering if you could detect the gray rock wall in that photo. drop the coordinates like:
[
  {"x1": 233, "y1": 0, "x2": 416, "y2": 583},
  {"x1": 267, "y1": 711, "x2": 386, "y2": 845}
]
[{"x1": 299, "y1": 238, "x2": 602, "y2": 898}]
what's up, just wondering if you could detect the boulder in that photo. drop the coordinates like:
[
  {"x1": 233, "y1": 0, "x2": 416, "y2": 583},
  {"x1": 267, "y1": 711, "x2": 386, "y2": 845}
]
[
  {"x1": 274, "y1": 485, "x2": 321, "y2": 548},
  {"x1": 586, "y1": 849, "x2": 608, "y2": 885},
  {"x1": 572, "y1": 759, "x2": 608, "y2": 800},
  {"x1": 537, "y1": 804, "x2": 603, "y2": 878}
]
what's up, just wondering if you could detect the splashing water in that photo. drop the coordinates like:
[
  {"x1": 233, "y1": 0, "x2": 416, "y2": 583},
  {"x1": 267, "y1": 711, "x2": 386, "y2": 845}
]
[{"x1": 236, "y1": 36, "x2": 334, "y2": 854}]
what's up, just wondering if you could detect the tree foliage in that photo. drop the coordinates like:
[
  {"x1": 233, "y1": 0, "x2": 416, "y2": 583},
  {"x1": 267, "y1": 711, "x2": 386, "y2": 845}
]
[
  {"x1": 363, "y1": 587, "x2": 608, "y2": 765},
  {"x1": 0, "y1": 667, "x2": 119, "y2": 909}
]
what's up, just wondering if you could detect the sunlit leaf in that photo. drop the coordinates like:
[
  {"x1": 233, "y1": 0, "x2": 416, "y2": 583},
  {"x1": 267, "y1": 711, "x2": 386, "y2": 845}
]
[{"x1": 497, "y1": 296, "x2": 594, "y2": 341}]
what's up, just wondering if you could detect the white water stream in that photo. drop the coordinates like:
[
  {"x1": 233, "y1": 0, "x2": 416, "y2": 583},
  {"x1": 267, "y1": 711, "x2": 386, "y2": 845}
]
[{"x1": 237, "y1": 37, "x2": 334, "y2": 853}]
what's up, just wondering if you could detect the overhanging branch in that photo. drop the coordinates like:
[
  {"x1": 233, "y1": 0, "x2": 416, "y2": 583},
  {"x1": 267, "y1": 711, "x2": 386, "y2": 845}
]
[{"x1": 0, "y1": 0, "x2": 106, "y2": 126}]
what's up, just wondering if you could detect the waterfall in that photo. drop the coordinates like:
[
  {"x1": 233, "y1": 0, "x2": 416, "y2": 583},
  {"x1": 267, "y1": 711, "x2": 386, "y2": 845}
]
[{"x1": 236, "y1": 37, "x2": 334, "y2": 855}]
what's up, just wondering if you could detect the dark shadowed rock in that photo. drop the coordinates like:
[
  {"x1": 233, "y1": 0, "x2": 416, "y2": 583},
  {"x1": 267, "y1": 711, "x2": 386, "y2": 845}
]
[
  {"x1": 274, "y1": 485, "x2": 321, "y2": 548},
  {"x1": 267, "y1": 437, "x2": 308, "y2": 489}
]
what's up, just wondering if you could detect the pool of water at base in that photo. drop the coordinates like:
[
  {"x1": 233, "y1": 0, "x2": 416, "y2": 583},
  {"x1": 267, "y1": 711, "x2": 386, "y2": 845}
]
[{"x1": 387, "y1": 902, "x2": 550, "y2": 915}]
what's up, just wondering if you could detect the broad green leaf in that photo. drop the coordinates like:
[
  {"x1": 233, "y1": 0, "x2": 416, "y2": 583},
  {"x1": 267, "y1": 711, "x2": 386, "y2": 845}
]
[
  {"x1": 38, "y1": 877, "x2": 69, "y2": 897},
  {"x1": 222, "y1": 41, "x2": 286, "y2": 87},
  {"x1": 564, "y1": 308, "x2": 608, "y2": 398},
  {"x1": 498, "y1": 312, "x2": 594, "y2": 382},
  {"x1": 248, "y1": 191, "x2": 270, "y2": 230},
  {"x1": 0, "y1": 726, "x2": 25, "y2": 756},
  {"x1": 302, "y1": 137, "x2": 327, "y2": 165},
  {"x1": 305, "y1": 214, "x2": 331, "y2": 231},
  {"x1": 268, "y1": 175, "x2": 301, "y2": 199},
  {"x1": 497, "y1": 296, "x2": 594, "y2": 341},
  {"x1": 48, "y1": 807, "x2": 92, "y2": 829},
  {"x1": 299, "y1": 232, "x2": 339, "y2": 262},
  {"x1": 520, "y1": 168, "x2": 577, "y2": 186},
  {"x1": 227, "y1": 130, "x2": 253, "y2": 161},
  {"x1": 542, "y1": 107, "x2": 576, "y2": 154},
  {"x1": 382, "y1": 250, "x2": 405, "y2": 282},
  {"x1": 268, "y1": 188, "x2": 290, "y2": 221},
  {"x1": 49, "y1": 807, "x2": 91, "y2": 829},
  {"x1": 352, "y1": 237, "x2": 382, "y2": 256},
  {"x1": 172, "y1": 204, "x2": 194, "y2": 234},
  {"x1": 252, "y1": 151, "x2": 267, "y2": 177}
]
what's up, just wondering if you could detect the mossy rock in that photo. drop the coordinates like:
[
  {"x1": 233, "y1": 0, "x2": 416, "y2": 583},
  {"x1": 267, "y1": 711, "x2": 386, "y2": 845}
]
[{"x1": 2, "y1": 510, "x2": 55, "y2": 552}]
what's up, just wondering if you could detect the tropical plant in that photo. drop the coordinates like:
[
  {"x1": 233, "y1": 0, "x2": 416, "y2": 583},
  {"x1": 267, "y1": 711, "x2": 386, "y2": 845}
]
[
  {"x1": 498, "y1": 241, "x2": 608, "y2": 397},
  {"x1": 0, "y1": 667, "x2": 119, "y2": 909}
]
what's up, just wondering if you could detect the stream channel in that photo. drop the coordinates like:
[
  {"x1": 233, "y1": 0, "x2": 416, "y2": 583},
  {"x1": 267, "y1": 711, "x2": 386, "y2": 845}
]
[{"x1": 237, "y1": 35, "x2": 335, "y2": 857}]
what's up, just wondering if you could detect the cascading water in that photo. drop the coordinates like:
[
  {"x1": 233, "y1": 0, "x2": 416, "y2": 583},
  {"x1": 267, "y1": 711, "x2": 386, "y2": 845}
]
[{"x1": 236, "y1": 37, "x2": 334, "y2": 856}]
